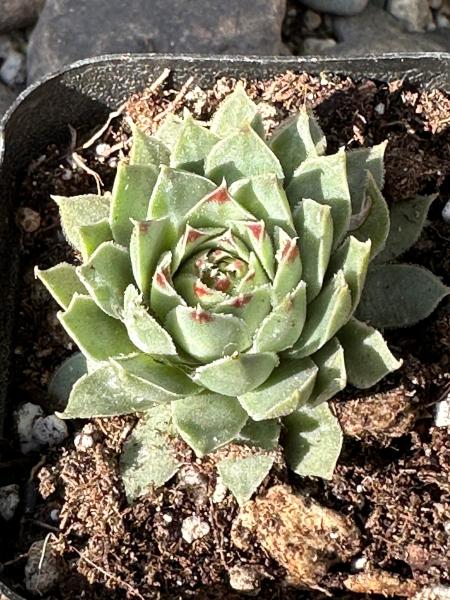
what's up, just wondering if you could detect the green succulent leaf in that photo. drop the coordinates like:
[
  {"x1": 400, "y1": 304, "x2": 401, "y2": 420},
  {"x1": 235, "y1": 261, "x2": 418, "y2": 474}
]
[
  {"x1": 214, "y1": 285, "x2": 272, "y2": 336},
  {"x1": 375, "y1": 195, "x2": 436, "y2": 263},
  {"x1": 48, "y1": 352, "x2": 88, "y2": 405},
  {"x1": 129, "y1": 122, "x2": 170, "y2": 167},
  {"x1": 356, "y1": 264, "x2": 449, "y2": 329},
  {"x1": 238, "y1": 358, "x2": 318, "y2": 421},
  {"x1": 210, "y1": 82, "x2": 264, "y2": 138},
  {"x1": 229, "y1": 174, "x2": 295, "y2": 236},
  {"x1": 35, "y1": 263, "x2": 86, "y2": 310},
  {"x1": 293, "y1": 199, "x2": 333, "y2": 302},
  {"x1": 147, "y1": 166, "x2": 215, "y2": 241},
  {"x1": 284, "y1": 402, "x2": 343, "y2": 479},
  {"x1": 110, "y1": 163, "x2": 158, "y2": 246},
  {"x1": 271, "y1": 228, "x2": 302, "y2": 304},
  {"x1": 237, "y1": 418, "x2": 281, "y2": 450},
  {"x1": 338, "y1": 317, "x2": 402, "y2": 388},
  {"x1": 192, "y1": 352, "x2": 279, "y2": 397},
  {"x1": 186, "y1": 185, "x2": 256, "y2": 229},
  {"x1": 327, "y1": 236, "x2": 371, "y2": 310},
  {"x1": 346, "y1": 141, "x2": 387, "y2": 212},
  {"x1": 153, "y1": 113, "x2": 183, "y2": 149},
  {"x1": 270, "y1": 111, "x2": 326, "y2": 181},
  {"x1": 289, "y1": 271, "x2": 352, "y2": 359},
  {"x1": 58, "y1": 362, "x2": 159, "y2": 418},
  {"x1": 123, "y1": 285, "x2": 177, "y2": 356},
  {"x1": 172, "y1": 393, "x2": 248, "y2": 456},
  {"x1": 130, "y1": 218, "x2": 171, "y2": 298},
  {"x1": 150, "y1": 251, "x2": 186, "y2": 321},
  {"x1": 350, "y1": 172, "x2": 389, "y2": 259},
  {"x1": 77, "y1": 218, "x2": 113, "y2": 260},
  {"x1": 58, "y1": 294, "x2": 137, "y2": 361},
  {"x1": 77, "y1": 241, "x2": 133, "y2": 318},
  {"x1": 120, "y1": 405, "x2": 181, "y2": 502},
  {"x1": 170, "y1": 114, "x2": 219, "y2": 174},
  {"x1": 287, "y1": 149, "x2": 351, "y2": 248},
  {"x1": 165, "y1": 305, "x2": 251, "y2": 363},
  {"x1": 53, "y1": 194, "x2": 110, "y2": 252},
  {"x1": 217, "y1": 454, "x2": 274, "y2": 505},
  {"x1": 310, "y1": 337, "x2": 346, "y2": 405},
  {"x1": 205, "y1": 124, "x2": 283, "y2": 185},
  {"x1": 253, "y1": 281, "x2": 307, "y2": 353}
]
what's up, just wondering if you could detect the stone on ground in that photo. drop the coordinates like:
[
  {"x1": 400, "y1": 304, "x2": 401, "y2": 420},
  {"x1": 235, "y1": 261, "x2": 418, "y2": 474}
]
[
  {"x1": 27, "y1": 0, "x2": 287, "y2": 83},
  {"x1": 0, "y1": 0, "x2": 44, "y2": 33},
  {"x1": 299, "y1": 0, "x2": 369, "y2": 15},
  {"x1": 386, "y1": 0, "x2": 432, "y2": 31}
]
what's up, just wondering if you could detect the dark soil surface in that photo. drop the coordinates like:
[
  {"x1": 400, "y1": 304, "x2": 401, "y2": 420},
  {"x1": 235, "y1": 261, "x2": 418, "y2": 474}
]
[{"x1": 1, "y1": 70, "x2": 449, "y2": 600}]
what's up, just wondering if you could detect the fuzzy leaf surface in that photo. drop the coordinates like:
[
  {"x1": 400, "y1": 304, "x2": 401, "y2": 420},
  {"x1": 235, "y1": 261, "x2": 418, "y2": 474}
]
[
  {"x1": 327, "y1": 236, "x2": 371, "y2": 310},
  {"x1": 170, "y1": 115, "x2": 219, "y2": 173},
  {"x1": 172, "y1": 393, "x2": 248, "y2": 456},
  {"x1": 210, "y1": 83, "x2": 263, "y2": 138},
  {"x1": 356, "y1": 264, "x2": 449, "y2": 328},
  {"x1": 217, "y1": 455, "x2": 274, "y2": 505},
  {"x1": 346, "y1": 141, "x2": 387, "y2": 212},
  {"x1": 35, "y1": 263, "x2": 86, "y2": 310},
  {"x1": 53, "y1": 194, "x2": 110, "y2": 252},
  {"x1": 237, "y1": 419, "x2": 281, "y2": 450},
  {"x1": 129, "y1": 124, "x2": 170, "y2": 166},
  {"x1": 284, "y1": 403, "x2": 343, "y2": 479},
  {"x1": 130, "y1": 218, "x2": 171, "y2": 298},
  {"x1": 78, "y1": 218, "x2": 113, "y2": 260},
  {"x1": 310, "y1": 337, "x2": 346, "y2": 405}
]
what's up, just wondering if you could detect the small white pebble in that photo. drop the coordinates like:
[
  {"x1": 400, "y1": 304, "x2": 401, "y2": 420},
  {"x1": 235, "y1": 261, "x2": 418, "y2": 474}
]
[
  {"x1": 181, "y1": 515, "x2": 210, "y2": 544},
  {"x1": 0, "y1": 49, "x2": 24, "y2": 86},
  {"x1": 351, "y1": 555, "x2": 368, "y2": 571},
  {"x1": 434, "y1": 398, "x2": 450, "y2": 427},
  {"x1": 32, "y1": 415, "x2": 68, "y2": 447},
  {"x1": 212, "y1": 477, "x2": 228, "y2": 504},
  {"x1": 108, "y1": 157, "x2": 118, "y2": 169},
  {"x1": 50, "y1": 509, "x2": 59, "y2": 522},
  {"x1": 356, "y1": 484, "x2": 364, "y2": 493},
  {"x1": 162, "y1": 513, "x2": 173, "y2": 523},
  {"x1": 95, "y1": 143, "x2": 110, "y2": 157},
  {"x1": 74, "y1": 433, "x2": 94, "y2": 450},
  {"x1": 374, "y1": 102, "x2": 385, "y2": 115},
  {"x1": 61, "y1": 168, "x2": 73, "y2": 181},
  {"x1": 228, "y1": 564, "x2": 261, "y2": 593},
  {"x1": 329, "y1": 531, "x2": 339, "y2": 539},
  {"x1": 442, "y1": 200, "x2": 450, "y2": 224},
  {"x1": 436, "y1": 13, "x2": 450, "y2": 27},
  {"x1": 0, "y1": 484, "x2": 20, "y2": 521},
  {"x1": 443, "y1": 521, "x2": 450, "y2": 534},
  {"x1": 15, "y1": 403, "x2": 44, "y2": 454},
  {"x1": 178, "y1": 465, "x2": 207, "y2": 488}
]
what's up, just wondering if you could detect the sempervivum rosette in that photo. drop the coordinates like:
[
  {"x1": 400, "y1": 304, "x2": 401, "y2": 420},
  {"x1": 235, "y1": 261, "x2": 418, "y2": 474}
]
[{"x1": 36, "y1": 83, "x2": 403, "y2": 504}]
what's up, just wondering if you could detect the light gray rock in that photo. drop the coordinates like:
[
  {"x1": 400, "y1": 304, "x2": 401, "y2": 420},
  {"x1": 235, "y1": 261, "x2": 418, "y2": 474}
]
[
  {"x1": 0, "y1": 49, "x2": 25, "y2": 86},
  {"x1": 303, "y1": 9, "x2": 322, "y2": 30},
  {"x1": 27, "y1": 0, "x2": 287, "y2": 83},
  {"x1": 331, "y1": 4, "x2": 450, "y2": 54},
  {"x1": 303, "y1": 36, "x2": 337, "y2": 53},
  {"x1": 299, "y1": 0, "x2": 369, "y2": 15},
  {"x1": 0, "y1": 82, "x2": 15, "y2": 120},
  {"x1": 0, "y1": 0, "x2": 45, "y2": 33},
  {"x1": 25, "y1": 540, "x2": 63, "y2": 595},
  {"x1": 387, "y1": 0, "x2": 432, "y2": 31},
  {"x1": 0, "y1": 484, "x2": 20, "y2": 521}
]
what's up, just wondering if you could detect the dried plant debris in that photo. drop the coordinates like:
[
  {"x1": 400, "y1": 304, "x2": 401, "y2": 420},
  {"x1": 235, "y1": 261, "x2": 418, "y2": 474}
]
[
  {"x1": 3, "y1": 69, "x2": 450, "y2": 599},
  {"x1": 344, "y1": 570, "x2": 417, "y2": 597}
]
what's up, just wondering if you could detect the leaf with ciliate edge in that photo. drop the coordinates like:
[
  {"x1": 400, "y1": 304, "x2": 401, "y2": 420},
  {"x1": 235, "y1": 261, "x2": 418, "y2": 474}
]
[
  {"x1": 110, "y1": 163, "x2": 158, "y2": 246},
  {"x1": 48, "y1": 352, "x2": 88, "y2": 405},
  {"x1": 165, "y1": 305, "x2": 251, "y2": 363},
  {"x1": 150, "y1": 251, "x2": 186, "y2": 322},
  {"x1": 284, "y1": 402, "x2": 343, "y2": 479},
  {"x1": 185, "y1": 185, "x2": 256, "y2": 229},
  {"x1": 237, "y1": 419, "x2": 281, "y2": 450},
  {"x1": 129, "y1": 123, "x2": 170, "y2": 166},
  {"x1": 289, "y1": 271, "x2": 352, "y2": 359},
  {"x1": 35, "y1": 263, "x2": 86, "y2": 310},
  {"x1": 172, "y1": 225, "x2": 224, "y2": 271},
  {"x1": 192, "y1": 352, "x2": 279, "y2": 397},
  {"x1": 78, "y1": 218, "x2": 113, "y2": 260},
  {"x1": 58, "y1": 294, "x2": 137, "y2": 362},
  {"x1": 271, "y1": 227, "x2": 302, "y2": 304},
  {"x1": 120, "y1": 406, "x2": 181, "y2": 502},
  {"x1": 205, "y1": 124, "x2": 283, "y2": 185},
  {"x1": 253, "y1": 281, "x2": 307, "y2": 353},
  {"x1": 217, "y1": 455, "x2": 274, "y2": 505},
  {"x1": 238, "y1": 358, "x2": 318, "y2": 421},
  {"x1": 53, "y1": 194, "x2": 110, "y2": 253},
  {"x1": 77, "y1": 241, "x2": 133, "y2": 318},
  {"x1": 170, "y1": 114, "x2": 220, "y2": 174},
  {"x1": 356, "y1": 264, "x2": 449, "y2": 329},
  {"x1": 214, "y1": 285, "x2": 272, "y2": 337},
  {"x1": 147, "y1": 166, "x2": 216, "y2": 242},
  {"x1": 210, "y1": 82, "x2": 264, "y2": 138},
  {"x1": 153, "y1": 113, "x2": 183, "y2": 149},
  {"x1": 123, "y1": 285, "x2": 177, "y2": 356},
  {"x1": 58, "y1": 362, "x2": 161, "y2": 418},
  {"x1": 173, "y1": 273, "x2": 229, "y2": 309},
  {"x1": 327, "y1": 236, "x2": 371, "y2": 310},
  {"x1": 286, "y1": 149, "x2": 351, "y2": 248},
  {"x1": 232, "y1": 220, "x2": 275, "y2": 279},
  {"x1": 375, "y1": 195, "x2": 436, "y2": 263},
  {"x1": 309, "y1": 337, "x2": 346, "y2": 405},
  {"x1": 293, "y1": 199, "x2": 333, "y2": 302},
  {"x1": 113, "y1": 354, "x2": 201, "y2": 397},
  {"x1": 130, "y1": 218, "x2": 171, "y2": 299},
  {"x1": 346, "y1": 141, "x2": 387, "y2": 213},
  {"x1": 350, "y1": 172, "x2": 389, "y2": 259},
  {"x1": 172, "y1": 393, "x2": 248, "y2": 456},
  {"x1": 338, "y1": 317, "x2": 402, "y2": 388},
  {"x1": 229, "y1": 174, "x2": 296, "y2": 236},
  {"x1": 270, "y1": 110, "x2": 326, "y2": 182}
]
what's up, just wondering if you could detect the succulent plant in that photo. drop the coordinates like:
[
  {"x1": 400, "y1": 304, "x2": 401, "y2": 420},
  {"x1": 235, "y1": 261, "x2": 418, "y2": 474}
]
[{"x1": 36, "y1": 83, "x2": 448, "y2": 504}]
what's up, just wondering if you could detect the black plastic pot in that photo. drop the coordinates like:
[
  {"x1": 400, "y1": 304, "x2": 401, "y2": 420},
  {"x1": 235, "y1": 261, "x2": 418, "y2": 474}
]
[{"x1": 0, "y1": 52, "x2": 449, "y2": 600}]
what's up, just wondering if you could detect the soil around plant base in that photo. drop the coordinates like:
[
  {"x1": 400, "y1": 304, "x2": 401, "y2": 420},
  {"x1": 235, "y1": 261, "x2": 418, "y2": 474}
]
[{"x1": 0, "y1": 70, "x2": 449, "y2": 600}]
